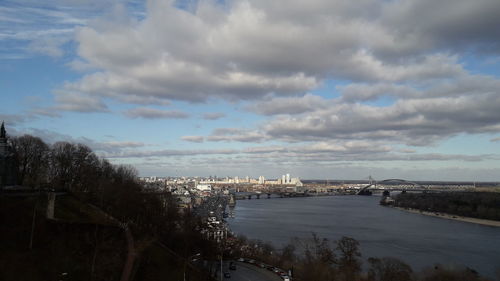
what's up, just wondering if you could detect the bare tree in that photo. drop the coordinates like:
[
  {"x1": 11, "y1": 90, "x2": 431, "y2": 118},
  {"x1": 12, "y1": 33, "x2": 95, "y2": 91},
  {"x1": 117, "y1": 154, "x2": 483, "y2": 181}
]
[
  {"x1": 368, "y1": 257, "x2": 413, "y2": 281},
  {"x1": 336, "y1": 236, "x2": 362, "y2": 281},
  {"x1": 10, "y1": 135, "x2": 49, "y2": 187}
]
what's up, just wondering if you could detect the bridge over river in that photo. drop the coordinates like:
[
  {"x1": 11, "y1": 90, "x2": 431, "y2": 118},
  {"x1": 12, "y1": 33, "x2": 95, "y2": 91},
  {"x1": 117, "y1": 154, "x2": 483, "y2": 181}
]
[
  {"x1": 356, "y1": 178, "x2": 472, "y2": 195},
  {"x1": 234, "y1": 191, "x2": 308, "y2": 200}
]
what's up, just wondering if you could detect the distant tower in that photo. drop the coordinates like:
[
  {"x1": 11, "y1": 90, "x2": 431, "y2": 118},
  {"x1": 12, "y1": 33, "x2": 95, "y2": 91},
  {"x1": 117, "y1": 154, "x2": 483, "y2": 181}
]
[
  {"x1": 258, "y1": 175, "x2": 265, "y2": 184},
  {"x1": 0, "y1": 122, "x2": 18, "y2": 187},
  {"x1": 0, "y1": 122, "x2": 5, "y2": 139},
  {"x1": 368, "y1": 175, "x2": 374, "y2": 184},
  {"x1": 286, "y1": 173, "x2": 290, "y2": 184}
]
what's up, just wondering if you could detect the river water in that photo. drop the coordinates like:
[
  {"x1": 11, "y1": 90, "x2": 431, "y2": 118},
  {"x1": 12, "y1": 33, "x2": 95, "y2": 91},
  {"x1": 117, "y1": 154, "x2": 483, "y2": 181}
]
[{"x1": 226, "y1": 195, "x2": 500, "y2": 278}]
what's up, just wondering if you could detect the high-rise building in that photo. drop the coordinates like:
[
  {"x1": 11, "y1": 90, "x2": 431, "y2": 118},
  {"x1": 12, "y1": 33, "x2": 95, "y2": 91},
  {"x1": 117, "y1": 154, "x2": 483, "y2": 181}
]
[
  {"x1": 286, "y1": 173, "x2": 290, "y2": 184},
  {"x1": 258, "y1": 175, "x2": 265, "y2": 184}
]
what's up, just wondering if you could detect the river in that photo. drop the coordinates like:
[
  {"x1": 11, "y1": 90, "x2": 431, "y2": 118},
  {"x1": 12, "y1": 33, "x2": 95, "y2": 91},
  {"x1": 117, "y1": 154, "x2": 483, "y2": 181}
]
[{"x1": 226, "y1": 195, "x2": 500, "y2": 278}]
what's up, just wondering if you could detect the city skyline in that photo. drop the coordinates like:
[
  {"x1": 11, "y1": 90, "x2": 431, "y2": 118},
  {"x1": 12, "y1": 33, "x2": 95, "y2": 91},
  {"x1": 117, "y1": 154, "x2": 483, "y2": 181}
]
[{"x1": 2, "y1": 0, "x2": 500, "y2": 181}]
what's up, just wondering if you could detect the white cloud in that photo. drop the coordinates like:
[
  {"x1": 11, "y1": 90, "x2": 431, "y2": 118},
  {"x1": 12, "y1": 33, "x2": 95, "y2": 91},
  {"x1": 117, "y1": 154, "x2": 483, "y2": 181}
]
[{"x1": 53, "y1": 0, "x2": 497, "y2": 104}]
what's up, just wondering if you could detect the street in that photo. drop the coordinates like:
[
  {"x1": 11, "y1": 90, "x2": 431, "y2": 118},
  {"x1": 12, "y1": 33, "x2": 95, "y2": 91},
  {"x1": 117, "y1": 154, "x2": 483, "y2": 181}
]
[{"x1": 217, "y1": 262, "x2": 284, "y2": 281}]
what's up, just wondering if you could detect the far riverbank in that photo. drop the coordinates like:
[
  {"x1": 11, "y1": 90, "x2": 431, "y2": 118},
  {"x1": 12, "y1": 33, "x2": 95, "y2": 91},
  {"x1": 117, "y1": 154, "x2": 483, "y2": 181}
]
[{"x1": 393, "y1": 206, "x2": 500, "y2": 227}]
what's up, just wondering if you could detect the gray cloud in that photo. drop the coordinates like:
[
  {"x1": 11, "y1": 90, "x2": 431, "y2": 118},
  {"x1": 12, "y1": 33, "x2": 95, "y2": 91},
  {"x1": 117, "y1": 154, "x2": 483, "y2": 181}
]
[
  {"x1": 181, "y1": 136, "x2": 204, "y2": 143},
  {"x1": 101, "y1": 141, "x2": 498, "y2": 166},
  {"x1": 27, "y1": 92, "x2": 109, "y2": 116},
  {"x1": 53, "y1": 91, "x2": 109, "y2": 113},
  {"x1": 380, "y1": 0, "x2": 500, "y2": 56},
  {"x1": 340, "y1": 83, "x2": 419, "y2": 103},
  {"x1": 124, "y1": 107, "x2": 189, "y2": 119},
  {"x1": 132, "y1": 156, "x2": 500, "y2": 181},
  {"x1": 491, "y1": 137, "x2": 500, "y2": 142},
  {"x1": 257, "y1": 75, "x2": 500, "y2": 146},
  {"x1": 340, "y1": 75, "x2": 500, "y2": 103},
  {"x1": 206, "y1": 128, "x2": 266, "y2": 143},
  {"x1": 93, "y1": 141, "x2": 145, "y2": 150},
  {"x1": 9, "y1": 127, "x2": 146, "y2": 154},
  {"x1": 248, "y1": 93, "x2": 330, "y2": 115},
  {"x1": 105, "y1": 148, "x2": 239, "y2": 159},
  {"x1": 203, "y1": 112, "x2": 225, "y2": 120},
  {"x1": 0, "y1": 113, "x2": 31, "y2": 126}
]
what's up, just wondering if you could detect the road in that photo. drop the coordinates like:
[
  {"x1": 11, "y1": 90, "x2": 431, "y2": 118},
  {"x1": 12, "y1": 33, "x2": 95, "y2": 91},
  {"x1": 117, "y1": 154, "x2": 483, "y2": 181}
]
[{"x1": 217, "y1": 262, "x2": 283, "y2": 281}]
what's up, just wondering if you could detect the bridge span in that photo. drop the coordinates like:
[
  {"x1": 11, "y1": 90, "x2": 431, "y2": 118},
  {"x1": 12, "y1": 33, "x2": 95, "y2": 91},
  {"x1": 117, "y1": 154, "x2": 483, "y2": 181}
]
[{"x1": 356, "y1": 178, "x2": 471, "y2": 195}]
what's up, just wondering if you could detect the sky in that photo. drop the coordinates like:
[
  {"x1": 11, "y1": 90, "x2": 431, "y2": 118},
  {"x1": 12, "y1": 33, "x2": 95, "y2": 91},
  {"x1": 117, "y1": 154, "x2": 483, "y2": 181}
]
[{"x1": 2, "y1": 0, "x2": 500, "y2": 181}]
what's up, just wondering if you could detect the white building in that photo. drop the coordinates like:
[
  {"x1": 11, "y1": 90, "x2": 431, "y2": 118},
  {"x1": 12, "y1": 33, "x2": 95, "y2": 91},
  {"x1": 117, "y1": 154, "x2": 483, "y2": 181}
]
[
  {"x1": 196, "y1": 184, "x2": 212, "y2": 191},
  {"x1": 258, "y1": 175, "x2": 265, "y2": 184}
]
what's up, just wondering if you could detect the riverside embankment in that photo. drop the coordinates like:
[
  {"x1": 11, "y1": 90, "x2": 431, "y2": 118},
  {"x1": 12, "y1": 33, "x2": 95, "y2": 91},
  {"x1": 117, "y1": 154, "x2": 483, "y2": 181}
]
[{"x1": 393, "y1": 206, "x2": 500, "y2": 227}]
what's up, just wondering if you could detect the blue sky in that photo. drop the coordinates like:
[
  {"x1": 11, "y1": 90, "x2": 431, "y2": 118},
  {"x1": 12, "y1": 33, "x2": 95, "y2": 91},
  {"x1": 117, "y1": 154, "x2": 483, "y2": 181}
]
[{"x1": 2, "y1": 0, "x2": 500, "y2": 181}]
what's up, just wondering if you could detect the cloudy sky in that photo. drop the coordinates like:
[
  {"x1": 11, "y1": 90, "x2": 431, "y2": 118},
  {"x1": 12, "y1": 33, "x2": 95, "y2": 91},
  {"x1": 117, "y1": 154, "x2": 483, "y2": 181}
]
[{"x1": 2, "y1": 0, "x2": 500, "y2": 181}]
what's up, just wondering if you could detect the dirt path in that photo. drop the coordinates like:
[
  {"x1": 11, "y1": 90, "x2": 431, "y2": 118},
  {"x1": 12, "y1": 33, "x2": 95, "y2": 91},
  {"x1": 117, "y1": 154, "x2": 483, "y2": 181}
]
[{"x1": 120, "y1": 225, "x2": 136, "y2": 281}]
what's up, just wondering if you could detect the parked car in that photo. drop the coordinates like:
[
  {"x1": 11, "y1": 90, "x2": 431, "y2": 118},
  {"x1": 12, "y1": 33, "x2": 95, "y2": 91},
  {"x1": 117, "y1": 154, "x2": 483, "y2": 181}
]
[{"x1": 237, "y1": 258, "x2": 245, "y2": 262}]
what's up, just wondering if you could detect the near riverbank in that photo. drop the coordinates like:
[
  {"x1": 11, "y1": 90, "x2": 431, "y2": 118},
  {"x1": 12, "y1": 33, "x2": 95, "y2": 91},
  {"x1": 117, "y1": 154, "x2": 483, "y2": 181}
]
[{"x1": 393, "y1": 207, "x2": 500, "y2": 227}]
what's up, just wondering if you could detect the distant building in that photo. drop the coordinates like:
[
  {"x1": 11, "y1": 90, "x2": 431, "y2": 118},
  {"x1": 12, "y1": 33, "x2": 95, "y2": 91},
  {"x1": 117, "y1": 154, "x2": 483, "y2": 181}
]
[
  {"x1": 196, "y1": 184, "x2": 212, "y2": 191},
  {"x1": 293, "y1": 178, "x2": 303, "y2": 187},
  {"x1": 258, "y1": 175, "x2": 265, "y2": 184},
  {"x1": 0, "y1": 122, "x2": 17, "y2": 187}
]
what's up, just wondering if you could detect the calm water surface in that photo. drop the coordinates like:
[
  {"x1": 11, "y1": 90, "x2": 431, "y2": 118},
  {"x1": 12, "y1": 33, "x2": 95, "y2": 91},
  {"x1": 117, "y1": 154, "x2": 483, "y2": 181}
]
[{"x1": 227, "y1": 196, "x2": 500, "y2": 278}]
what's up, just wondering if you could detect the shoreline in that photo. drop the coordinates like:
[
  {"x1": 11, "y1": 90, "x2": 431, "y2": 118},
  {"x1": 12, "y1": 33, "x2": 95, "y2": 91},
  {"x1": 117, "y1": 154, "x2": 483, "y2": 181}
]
[{"x1": 393, "y1": 206, "x2": 500, "y2": 227}]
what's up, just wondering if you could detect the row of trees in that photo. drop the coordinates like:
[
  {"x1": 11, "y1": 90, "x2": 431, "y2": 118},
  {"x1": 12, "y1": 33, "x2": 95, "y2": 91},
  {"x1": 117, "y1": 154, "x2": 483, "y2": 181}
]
[
  {"x1": 229, "y1": 233, "x2": 492, "y2": 281},
  {"x1": 9, "y1": 134, "x2": 104, "y2": 191},
  {"x1": 8, "y1": 134, "x2": 217, "y2": 253},
  {"x1": 393, "y1": 192, "x2": 500, "y2": 221}
]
